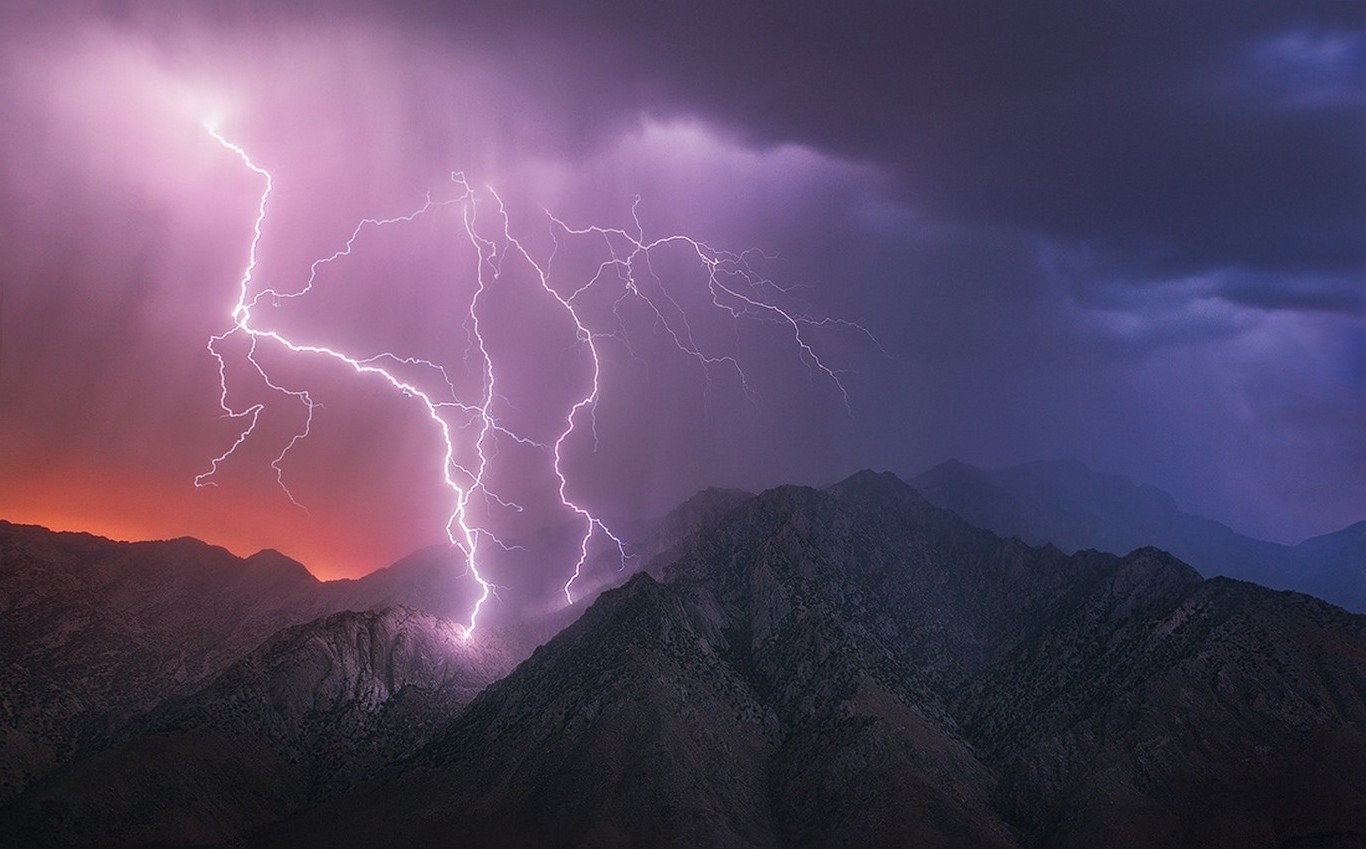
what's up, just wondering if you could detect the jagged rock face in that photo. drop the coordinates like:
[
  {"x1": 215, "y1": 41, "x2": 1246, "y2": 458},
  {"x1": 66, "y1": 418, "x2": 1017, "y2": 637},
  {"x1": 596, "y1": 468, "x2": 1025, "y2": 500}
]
[
  {"x1": 0, "y1": 606, "x2": 509, "y2": 848},
  {"x1": 659, "y1": 473, "x2": 1140, "y2": 727},
  {"x1": 252, "y1": 573, "x2": 786, "y2": 849},
  {"x1": 142, "y1": 606, "x2": 508, "y2": 756},
  {"x1": 964, "y1": 570, "x2": 1366, "y2": 845},
  {"x1": 0, "y1": 526, "x2": 575, "y2": 807},
  {"x1": 0, "y1": 523, "x2": 330, "y2": 805},
  {"x1": 252, "y1": 472, "x2": 1366, "y2": 849}
]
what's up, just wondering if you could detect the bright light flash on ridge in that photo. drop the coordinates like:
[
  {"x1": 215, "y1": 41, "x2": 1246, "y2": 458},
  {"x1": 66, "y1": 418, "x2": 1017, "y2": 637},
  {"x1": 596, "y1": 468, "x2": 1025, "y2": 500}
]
[{"x1": 198, "y1": 121, "x2": 872, "y2": 637}]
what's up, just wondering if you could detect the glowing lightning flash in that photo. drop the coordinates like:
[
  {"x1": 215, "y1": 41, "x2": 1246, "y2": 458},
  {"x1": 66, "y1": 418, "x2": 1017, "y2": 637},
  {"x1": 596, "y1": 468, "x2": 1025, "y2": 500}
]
[{"x1": 198, "y1": 122, "x2": 871, "y2": 637}]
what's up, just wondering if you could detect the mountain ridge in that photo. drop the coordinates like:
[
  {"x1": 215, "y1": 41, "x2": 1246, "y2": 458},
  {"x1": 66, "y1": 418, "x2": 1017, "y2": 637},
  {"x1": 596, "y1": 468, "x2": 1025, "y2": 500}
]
[
  {"x1": 910, "y1": 458, "x2": 1366, "y2": 612},
  {"x1": 0, "y1": 604, "x2": 511, "y2": 848},
  {"x1": 245, "y1": 471, "x2": 1366, "y2": 847},
  {"x1": 4, "y1": 469, "x2": 1366, "y2": 846}
]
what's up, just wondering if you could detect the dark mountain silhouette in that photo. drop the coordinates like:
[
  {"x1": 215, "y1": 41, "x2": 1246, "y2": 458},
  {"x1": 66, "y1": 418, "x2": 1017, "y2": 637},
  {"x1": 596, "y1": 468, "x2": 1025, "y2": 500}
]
[
  {"x1": 0, "y1": 492, "x2": 738, "y2": 807},
  {"x1": 910, "y1": 459, "x2": 1366, "y2": 612},
  {"x1": 0, "y1": 525, "x2": 532, "y2": 805},
  {"x1": 4, "y1": 472, "x2": 1366, "y2": 847},
  {"x1": 0, "y1": 523, "x2": 331, "y2": 806},
  {"x1": 250, "y1": 472, "x2": 1366, "y2": 848},
  {"x1": 1, "y1": 606, "x2": 509, "y2": 848}
]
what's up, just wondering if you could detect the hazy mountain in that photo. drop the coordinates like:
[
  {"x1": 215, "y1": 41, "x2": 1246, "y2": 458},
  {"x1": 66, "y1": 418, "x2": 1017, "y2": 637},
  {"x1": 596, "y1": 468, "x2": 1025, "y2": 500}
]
[
  {"x1": 249, "y1": 472, "x2": 1366, "y2": 848},
  {"x1": 910, "y1": 459, "x2": 1365, "y2": 612},
  {"x1": 326, "y1": 544, "x2": 477, "y2": 621},
  {"x1": 325, "y1": 487, "x2": 759, "y2": 654},
  {"x1": 632, "y1": 486, "x2": 754, "y2": 575},
  {"x1": 1287, "y1": 521, "x2": 1366, "y2": 612}
]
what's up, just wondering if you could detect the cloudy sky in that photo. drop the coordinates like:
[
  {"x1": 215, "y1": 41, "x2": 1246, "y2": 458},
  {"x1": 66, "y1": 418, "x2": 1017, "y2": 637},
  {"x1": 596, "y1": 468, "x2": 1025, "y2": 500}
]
[{"x1": 1, "y1": 1, "x2": 1363, "y2": 580}]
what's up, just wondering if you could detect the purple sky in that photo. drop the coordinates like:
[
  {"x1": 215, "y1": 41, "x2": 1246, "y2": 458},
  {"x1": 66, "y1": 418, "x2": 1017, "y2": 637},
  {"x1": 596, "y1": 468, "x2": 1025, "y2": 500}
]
[{"x1": 1, "y1": 1, "x2": 1363, "y2": 579}]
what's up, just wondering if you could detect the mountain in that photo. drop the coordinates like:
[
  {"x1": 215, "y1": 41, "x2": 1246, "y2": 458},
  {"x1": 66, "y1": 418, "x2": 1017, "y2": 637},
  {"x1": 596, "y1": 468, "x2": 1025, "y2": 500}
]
[
  {"x1": 0, "y1": 525, "x2": 518, "y2": 806},
  {"x1": 910, "y1": 459, "x2": 1365, "y2": 612},
  {"x1": 1287, "y1": 521, "x2": 1366, "y2": 612},
  {"x1": 326, "y1": 544, "x2": 478, "y2": 621},
  {"x1": 0, "y1": 492, "x2": 733, "y2": 807},
  {"x1": 324, "y1": 490, "x2": 752, "y2": 629},
  {"x1": 0, "y1": 522, "x2": 334, "y2": 806},
  {"x1": 631, "y1": 486, "x2": 754, "y2": 575},
  {"x1": 0, "y1": 605, "x2": 509, "y2": 848},
  {"x1": 249, "y1": 472, "x2": 1366, "y2": 848}
]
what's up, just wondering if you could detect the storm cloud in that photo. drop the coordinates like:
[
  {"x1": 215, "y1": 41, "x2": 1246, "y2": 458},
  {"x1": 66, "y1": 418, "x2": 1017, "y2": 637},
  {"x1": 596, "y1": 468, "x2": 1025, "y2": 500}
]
[{"x1": 1, "y1": 0, "x2": 1362, "y2": 576}]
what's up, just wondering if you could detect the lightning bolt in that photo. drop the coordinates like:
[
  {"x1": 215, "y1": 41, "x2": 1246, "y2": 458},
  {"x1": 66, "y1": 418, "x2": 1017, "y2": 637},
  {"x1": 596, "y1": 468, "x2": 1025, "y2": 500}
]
[{"x1": 199, "y1": 121, "x2": 873, "y2": 636}]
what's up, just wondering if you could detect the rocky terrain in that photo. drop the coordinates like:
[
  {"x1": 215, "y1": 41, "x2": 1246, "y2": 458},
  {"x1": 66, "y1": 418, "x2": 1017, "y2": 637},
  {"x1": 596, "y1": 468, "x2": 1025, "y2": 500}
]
[
  {"x1": 2, "y1": 472, "x2": 1365, "y2": 847},
  {"x1": 0, "y1": 523, "x2": 549, "y2": 806},
  {"x1": 253, "y1": 472, "x2": 1366, "y2": 848},
  {"x1": 2, "y1": 606, "x2": 509, "y2": 847},
  {"x1": 0, "y1": 488, "x2": 745, "y2": 808},
  {"x1": 0, "y1": 525, "x2": 331, "y2": 805}
]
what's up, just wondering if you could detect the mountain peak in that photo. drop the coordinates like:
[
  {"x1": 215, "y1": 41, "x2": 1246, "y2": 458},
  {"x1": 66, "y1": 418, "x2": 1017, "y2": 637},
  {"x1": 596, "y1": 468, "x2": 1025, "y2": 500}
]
[
  {"x1": 828, "y1": 468, "x2": 917, "y2": 496},
  {"x1": 838, "y1": 467, "x2": 902, "y2": 483},
  {"x1": 244, "y1": 548, "x2": 319, "y2": 582}
]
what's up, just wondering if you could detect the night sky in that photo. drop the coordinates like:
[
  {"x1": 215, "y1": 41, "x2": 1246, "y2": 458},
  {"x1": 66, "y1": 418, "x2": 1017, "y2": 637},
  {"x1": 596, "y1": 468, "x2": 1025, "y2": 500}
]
[{"x1": 1, "y1": 1, "x2": 1363, "y2": 580}]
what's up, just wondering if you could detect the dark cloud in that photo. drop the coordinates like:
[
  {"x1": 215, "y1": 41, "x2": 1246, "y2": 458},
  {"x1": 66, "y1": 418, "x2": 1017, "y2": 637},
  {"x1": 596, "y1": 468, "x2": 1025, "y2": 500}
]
[
  {"x1": 46, "y1": 1, "x2": 1366, "y2": 276},
  {"x1": 1218, "y1": 275, "x2": 1366, "y2": 315},
  {"x1": 378, "y1": 1, "x2": 1366, "y2": 276}
]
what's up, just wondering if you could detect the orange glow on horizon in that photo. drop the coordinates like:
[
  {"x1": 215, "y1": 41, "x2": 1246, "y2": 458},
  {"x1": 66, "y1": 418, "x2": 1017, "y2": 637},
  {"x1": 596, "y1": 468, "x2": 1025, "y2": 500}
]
[{"x1": 0, "y1": 466, "x2": 421, "y2": 581}]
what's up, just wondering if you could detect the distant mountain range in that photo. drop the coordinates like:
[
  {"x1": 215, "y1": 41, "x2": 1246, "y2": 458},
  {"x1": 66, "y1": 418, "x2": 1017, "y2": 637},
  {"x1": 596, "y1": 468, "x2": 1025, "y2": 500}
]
[
  {"x1": 1, "y1": 468, "x2": 1364, "y2": 847},
  {"x1": 911, "y1": 459, "x2": 1366, "y2": 613}
]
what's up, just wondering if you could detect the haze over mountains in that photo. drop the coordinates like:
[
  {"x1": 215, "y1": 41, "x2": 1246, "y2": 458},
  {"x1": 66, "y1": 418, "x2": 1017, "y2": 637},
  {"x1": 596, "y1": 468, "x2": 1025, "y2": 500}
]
[
  {"x1": 1, "y1": 466, "x2": 1364, "y2": 847},
  {"x1": 912, "y1": 459, "x2": 1366, "y2": 613}
]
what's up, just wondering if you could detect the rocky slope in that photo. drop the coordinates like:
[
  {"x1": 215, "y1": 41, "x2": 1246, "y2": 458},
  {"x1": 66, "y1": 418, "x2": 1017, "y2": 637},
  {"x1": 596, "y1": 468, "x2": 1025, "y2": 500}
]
[
  {"x1": 0, "y1": 489, "x2": 737, "y2": 813},
  {"x1": 0, "y1": 606, "x2": 512, "y2": 848},
  {"x1": 249, "y1": 472, "x2": 1366, "y2": 848},
  {"x1": 0, "y1": 524, "x2": 332, "y2": 804},
  {"x1": 0, "y1": 524, "x2": 523, "y2": 805},
  {"x1": 4, "y1": 473, "x2": 1364, "y2": 847}
]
